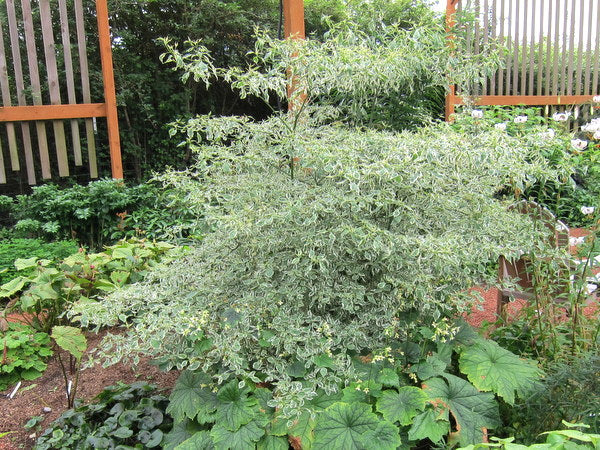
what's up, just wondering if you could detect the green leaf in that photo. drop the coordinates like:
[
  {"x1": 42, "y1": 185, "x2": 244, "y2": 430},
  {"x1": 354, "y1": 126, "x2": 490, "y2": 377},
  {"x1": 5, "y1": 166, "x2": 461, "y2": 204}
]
[
  {"x1": 167, "y1": 372, "x2": 217, "y2": 424},
  {"x1": 314, "y1": 354, "x2": 335, "y2": 369},
  {"x1": 413, "y1": 355, "x2": 448, "y2": 380},
  {"x1": 423, "y1": 375, "x2": 500, "y2": 446},
  {"x1": 377, "y1": 368, "x2": 400, "y2": 388},
  {"x1": 376, "y1": 386, "x2": 428, "y2": 425},
  {"x1": 113, "y1": 427, "x2": 134, "y2": 439},
  {"x1": 147, "y1": 429, "x2": 165, "y2": 448},
  {"x1": 216, "y1": 380, "x2": 258, "y2": 431},
  {"x1": 14, "y1": 257, "x2": 39, "y2": 271},
  {"x1": 459, "y1": 339, "x2": 541, "y2": 404},
  {"x1": 111, "y1": 247, "x2": 134, "y2": 259},
  {"x1": 0, "y1": 277, "x2": 26, "y2": 297},
  {"x1": 175, "y1": 431, "x2": 215, "y2": 449},
  {"x1": 257, "y1": 435, "x2": 288, "y2": 450},
  {"x1": 211, "y1": 419, "x2": 266, "y2": 450},
  {"x1": 313, "y1": 402, "x2": 379, "y2": 450},
  {"x1": 408, "y1": 409, "x2": 450, "y2": 443},
  {"x1": 163, "y1": 419, "x2": 204, "y2": 450},
  {"x1": 288, "y1": 411, "x2": 315, "y2": 449},
  {"x1": 308, "y1": 390, "x2": 343, "y2": 411},
  {"x1": 360, "y1": 421, "x2": 402, "y2": 450},
  {"x1": 51, "y1": 326, "x2": 87, "y2": 360}
]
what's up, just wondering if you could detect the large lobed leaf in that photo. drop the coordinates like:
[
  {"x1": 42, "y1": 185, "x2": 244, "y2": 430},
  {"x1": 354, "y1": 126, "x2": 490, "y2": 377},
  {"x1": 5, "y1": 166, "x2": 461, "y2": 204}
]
[
  {"x1": 167, "y1": 371, "x2": 218, "y2": 424},
  {"x1": 459, "y1": 339, "x2": 541, "y2": 405},
  {"x1": 423, "y1": 374, "x2": 501, "y2": 446}
]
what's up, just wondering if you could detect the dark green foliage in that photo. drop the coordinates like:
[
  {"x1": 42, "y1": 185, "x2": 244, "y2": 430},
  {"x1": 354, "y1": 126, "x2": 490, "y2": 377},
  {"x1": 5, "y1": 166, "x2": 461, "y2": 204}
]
[
  {"x1": 34, "y1": 382, "x2": 172, "y2": 449},
  {"x1": 161, "y1": 324, "x2": 540, "y2": 449},
  {"x1": 0, "y1": 239, "x2": 79, "y2": 285},
  {"x1": 503, "y1": 352, "x2": 600, "y2": 443},
  {"x1": 9, "y1": 180, "x2": 199, "y2": 249},
  {"x1": 0, "y1": 323, "x2": 52, "y2": 391}
]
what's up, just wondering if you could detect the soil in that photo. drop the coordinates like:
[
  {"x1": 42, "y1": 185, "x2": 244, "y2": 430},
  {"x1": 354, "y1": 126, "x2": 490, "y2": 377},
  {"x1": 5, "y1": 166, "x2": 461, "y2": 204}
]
[{"x1": 0, "y1": 328, "x2": 179, "y2": 450}]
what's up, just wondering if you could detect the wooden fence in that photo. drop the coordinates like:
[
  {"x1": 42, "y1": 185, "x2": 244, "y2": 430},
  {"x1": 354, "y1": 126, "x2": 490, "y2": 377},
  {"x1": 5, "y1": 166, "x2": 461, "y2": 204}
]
[
  {"x1": 446, "y1": 0, "x2": 600, "y2": 120},
  {"x1": 0, "y1": 0, "x2": 122, "y2": 185}
]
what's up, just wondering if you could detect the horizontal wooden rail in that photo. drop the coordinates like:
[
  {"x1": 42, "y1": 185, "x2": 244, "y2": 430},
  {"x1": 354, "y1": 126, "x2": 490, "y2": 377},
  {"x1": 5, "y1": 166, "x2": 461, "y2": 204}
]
[
  {"x1": 0, "y1": 103, "x2": 107, "y2": 122},
  {"x1": 450, "y1": 95, "x2": 598, "y2": 107}
]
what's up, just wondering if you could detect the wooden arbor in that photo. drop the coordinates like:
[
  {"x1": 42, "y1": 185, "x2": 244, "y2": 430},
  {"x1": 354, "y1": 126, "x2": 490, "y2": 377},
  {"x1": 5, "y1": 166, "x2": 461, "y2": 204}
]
[
  {"x1": 0, "y1": 0, "x2": 122, "y2": 185},
  {"x1": 445, "y1": 0, "x2": 600, "y2": 120}
]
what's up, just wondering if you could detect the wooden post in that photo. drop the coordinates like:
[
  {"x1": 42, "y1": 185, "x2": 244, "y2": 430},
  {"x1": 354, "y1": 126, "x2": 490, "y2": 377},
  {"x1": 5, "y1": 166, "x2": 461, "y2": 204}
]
[
  {"x1": 445, "y1": 0, "x2": 458, "y2": 121},
  {"x1": 283, "y1": 0, "x2": 305, "y2": 40},
  {"x1": 283, "y1": 0, "x2": 306, "y2": 112},
  {"x1": 96, "y1": 0, "x2": 123, "y2": 180}
]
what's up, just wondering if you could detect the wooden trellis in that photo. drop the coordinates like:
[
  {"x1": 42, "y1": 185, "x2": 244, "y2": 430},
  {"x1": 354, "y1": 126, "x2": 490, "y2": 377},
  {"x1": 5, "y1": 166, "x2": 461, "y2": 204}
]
[
  {"x1": 445, "y1": 0, "x2": 600, "y2": 120},
  {"x1": 0, "y1": 0, "x2": 122, "y2": 185}
]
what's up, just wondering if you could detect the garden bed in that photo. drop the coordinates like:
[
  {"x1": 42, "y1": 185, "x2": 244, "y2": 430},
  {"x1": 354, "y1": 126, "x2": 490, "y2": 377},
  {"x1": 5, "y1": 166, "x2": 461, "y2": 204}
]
[{"x1": 0, "y1": 328, "x2": 179, "y2": 449}]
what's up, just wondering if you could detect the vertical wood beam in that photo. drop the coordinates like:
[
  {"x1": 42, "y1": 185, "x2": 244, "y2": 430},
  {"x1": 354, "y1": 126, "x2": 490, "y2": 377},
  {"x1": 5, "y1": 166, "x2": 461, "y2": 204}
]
[
  {"x1": 283, "y1": 0, "x2": 305, "y2": 40},
  {"x1": 445, "y1": 0, "x2": 458, "y2": 121},
  {"x1": 96, "y1": 0, "x2": 123, "y2": 180}
]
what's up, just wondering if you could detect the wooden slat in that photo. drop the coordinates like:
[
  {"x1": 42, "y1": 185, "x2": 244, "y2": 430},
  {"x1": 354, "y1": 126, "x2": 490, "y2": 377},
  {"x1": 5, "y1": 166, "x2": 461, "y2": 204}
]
[
  {"x1": 75, "y1": 0, "x2": 97, "y2": 178},
  {"x1": 21, "y1": 0, "x2": 51, "y2": 180},
  {"x1": 0, "y1": 104, "x2": 108, "y2": 122},
  {"x1": 451, "y1": 94, "x2": 599, "y2": 106},
  {"x1": 504, "y1": 0, "x2": 513, "y2": 95},
  {"x1": 593, "y1": 1, "x2": 600, "y2": 95},
  {"x1": 59, "y1": 0, "x2": 82, "y2": 166},
  {"x1": 552, "y1": 0, "x2": 560, "y2": 95},
  {"x1": 583, "y1": 0, "x2": 594, "y2": 95},
  {"x1": 536, "y1": 0, "x2": 545, "y2": 94},
  {"x1": 574, "y1": 0, "x2": 584, "y2": 96},
  {"x1": 497, "y1": 0, "x2": 505, "y2": 95},
  {"x1": 0, "y1": 19, "x2": 19, "y2": 171},
  {"x1": 0, "y1": 139, "x2": 5, "y2": 183},
  {"x1": 283, "y1": 0, "x2": 306, "y2": 39},
  {"x1": 544, "y1": 0, "x2": 553, "y2": 94},
  {"x1": 520, "y1": 0, "x2": 528, "y2": 95},
  {"x1": 566, "y1": 0, "x2": 576, "y2": 95},
  {"x1": 527, "y1": 0, "x2": 535, "y2": 95},
  {"x1": 7, "y1": 0, "x2": 36, "y2": 184},
  {"x1": 489, "y1": 0, "x2": 497, "y2": 95},
  {"x1": 473, "y1": 0, "x2": 481, "y2": 96},
  {"x1": 511, "y1": 0, "x2": 519, "y2": 95},
  {"x1": 40, "y1": 0, "x2": 69, "y2": 177},
  {"x1": 96, "y1": 0, "x2": 123, "y2": 179},
  {"x1": 482, "y1": 0, "x2": 489, "y2": 95},
  {"x1": 559, "y1": 1, "x2": 569, "y2": 95}
]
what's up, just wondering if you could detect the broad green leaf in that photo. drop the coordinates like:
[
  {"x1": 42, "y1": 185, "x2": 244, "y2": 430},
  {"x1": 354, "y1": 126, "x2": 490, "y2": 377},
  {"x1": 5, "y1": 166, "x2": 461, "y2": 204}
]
[
  {"x1": 288, "y1": 411, "x2": 316, "y2": 449},
  {"x1": 314, "y1": 354, "x2": 334, "y2": 369},
  {"x1": 257, "y1": 435, "x2": 288, "y2": 450},
  {"x1": 175, "y1": 431, "x2": 215, "y2": 449},
  {"x1": 308, "y1": 390, "x2": 343, "y2": 411},
  {"x1": 413, "y1": 355, "x2": 447, "y2": 380},
  {"x1": 377, "y1": 368, "x2": 400, "y2": 388},
  {"x1": 51, "y1": 326, "x2": 87, "y2": 360},
  {"x1": 360, "y1": 420, "x2": 402, "y2": 450},
  {"x1": 167, "y1": 371, "x2": 217, "y2": 424},
  {"x1": 14, "y1": 257, "x2": 39, "y2": 271},
  {"x1": 113, "y1": 427, "x2": 134, "y2": 439},
  {"x1": 313, "y1": 402, "x2": 379, "y2": 450},
  {"x1": 376, "y1": 386, "x2": 428, "y2": 425},
  {"x1": 216, "y1": 380, "x2": 258, "y2": 431},
  {"x1": 111, "y1": 247, "x2": 134, "y2": 259},
  {"x1": 459, "y1": 340, "x2": 541, "y2": 404},
  {"x1": 254, "y1": 388, "x2": 275, "y2": 415},
  {"x1": 30, "y1": 282, "x2": 59, "y2": 300},
  {"x1": 408, "y1": 409, "x2": 450, "y2": 443},
  {"x1": 423, "y1": 375, "x2": 500, "y2": 446},
  {"x1": 211, "y1": 419, "x2": 266, "y2": 450},
  {"x1": 0, "y1": 277, "x2": 26, "y2": 297},
  {"x1": 163, "y1": 419, "x2": 204, "y2": 450}
]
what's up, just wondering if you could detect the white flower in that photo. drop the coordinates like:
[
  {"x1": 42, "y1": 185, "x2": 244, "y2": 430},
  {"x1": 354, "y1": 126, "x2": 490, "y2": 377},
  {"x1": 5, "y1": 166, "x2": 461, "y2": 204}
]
[
  {"x1": 552, "y1": 111, "x2": 571, "y2": 122},
  {"x1": 593, "y1": 95, "x2": 600, "y2": 103},
  {"x1": 594, "y1": 130, "x2": 600, "y2": 140},
  {"x1": 581, "y1": 206, "x2": 595, "y2": 215},
  {"x1": 471, "y1": 109, "x2": 484, "y2": 119},
  {"x1": 494, "y1": 122, "x2": 507, "y2": 131},
  {"x1": 569, "y1": 236, "x2": 585, "y2": 246},
  {"x1": 585, "y1": 283, "x2": 598, "y2": 295},
  {"x1": 541, "y1": 128, "x2": 556, "y2": 140},
  {"x1": 514, "y1": 115, "x2": 528, "y2": 123},
  {"x1": 571, "y1": 139, "x2": 588, "y2": 151},
  {"x1": 581, "y1": 118, "x2": 600, "y2": 133}
]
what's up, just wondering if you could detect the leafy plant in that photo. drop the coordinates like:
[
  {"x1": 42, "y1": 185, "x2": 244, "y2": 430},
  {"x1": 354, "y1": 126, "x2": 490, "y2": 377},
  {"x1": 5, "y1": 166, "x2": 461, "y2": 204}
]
[
  {"x1": 0, "y1": 323, "x2": 52, "y2": 391},
  {"x1": 51, "y1": 326, "x2": 88, "y2": 408},
  {"x1": 161, "y1": 323, "x2": 541, "y2": 449},
  {"x1": 0, "y1": 239, "x2": 79, "y2": 286},
  {"x1": 460, "y1": 421, "x2": 600, "y2": 450},
  {"x1": 1, "y1": 239, "x2": 181, "y2": 332},
  {"x1": 34, "y1": 382, "x2": 171, "y2": 449}
]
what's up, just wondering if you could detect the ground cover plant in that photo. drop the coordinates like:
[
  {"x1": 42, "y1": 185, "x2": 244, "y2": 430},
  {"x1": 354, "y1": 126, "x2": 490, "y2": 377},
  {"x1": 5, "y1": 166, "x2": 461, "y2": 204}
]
[{"x1": 34, "y1": 381, "x2": 171, "y2": 449}]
